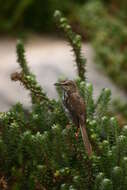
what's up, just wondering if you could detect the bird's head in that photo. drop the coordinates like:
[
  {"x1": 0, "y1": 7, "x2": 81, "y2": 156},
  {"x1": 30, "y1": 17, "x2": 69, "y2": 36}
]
[{"x1": 54, "y1": 80, "x2": 77, "y2": 93}]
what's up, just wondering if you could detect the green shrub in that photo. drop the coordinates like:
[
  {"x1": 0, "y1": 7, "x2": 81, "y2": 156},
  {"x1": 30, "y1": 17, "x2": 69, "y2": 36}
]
[
  {"x1": 75, "y1": 1, "x2": 127, "y2": 92},
  {"x1": 0, "y1": 10, "x2": 127, "y2": 190}
]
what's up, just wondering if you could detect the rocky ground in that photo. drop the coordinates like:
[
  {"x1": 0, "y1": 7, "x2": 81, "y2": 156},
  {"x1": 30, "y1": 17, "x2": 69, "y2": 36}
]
[{"x1": 0, "y1": 35, "x2": 126, "y2": 111}]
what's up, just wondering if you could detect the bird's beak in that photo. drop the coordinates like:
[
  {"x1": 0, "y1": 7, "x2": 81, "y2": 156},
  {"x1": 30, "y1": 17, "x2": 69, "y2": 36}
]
[{"x1": 54, "y1": 82, "x2": 61, "y2": 86}]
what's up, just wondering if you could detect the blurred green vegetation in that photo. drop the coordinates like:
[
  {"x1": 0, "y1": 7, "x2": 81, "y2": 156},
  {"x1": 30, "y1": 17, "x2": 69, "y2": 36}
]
[
  {"x1": 1, "y1": 0, "x2": 127, "y2": 33},
  {"x1": 74, "y1": 1, "x2": 127, "y2": 92},
  {"x1": 0, "y1": 0, "x2": 87, "y2": 33}
]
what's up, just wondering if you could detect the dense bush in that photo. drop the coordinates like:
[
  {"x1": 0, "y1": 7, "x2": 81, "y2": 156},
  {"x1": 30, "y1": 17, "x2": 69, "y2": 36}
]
[
  {"x1": 0, "y1": 11, "x2": 127, "y2": 190},
  {"x1": 75, "y1": 1, "x2": 127, "y2": 92}
]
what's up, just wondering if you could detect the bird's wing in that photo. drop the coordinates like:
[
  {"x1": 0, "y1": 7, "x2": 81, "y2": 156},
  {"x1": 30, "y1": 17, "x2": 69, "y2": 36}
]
[
  {"x1": 69, "y1": 92, "x2": 86, "y2": 117},
  {"x1": 67, "y1": 92, "x2": 86, "y2": 125},
  {"x1": 63, "y1": 92, "x2": 79, "y2": 126}
]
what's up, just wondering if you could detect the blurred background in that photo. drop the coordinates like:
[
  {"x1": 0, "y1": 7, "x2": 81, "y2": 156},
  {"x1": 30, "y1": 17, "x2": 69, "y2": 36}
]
[{"x1": 0, "y1": 0, "x2": 127, "y2": 124}]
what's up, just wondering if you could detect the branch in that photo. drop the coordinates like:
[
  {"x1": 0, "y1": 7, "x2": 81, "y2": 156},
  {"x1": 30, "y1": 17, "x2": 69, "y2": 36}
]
[
  {"x1": 11, "y1": 72, "x2": 49, "y2": 105},
  {"x1": 54, "y1": 10, "x2": 86, "y2": 81},
  {"x1": 16, "y1": 40, "x2": 30, "y2": 75}
]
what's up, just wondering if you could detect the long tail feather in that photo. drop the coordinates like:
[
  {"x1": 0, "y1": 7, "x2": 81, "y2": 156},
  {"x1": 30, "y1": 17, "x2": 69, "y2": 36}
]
[{"x1": 80, "y1": 125, "x2": 92, "y2": 157}]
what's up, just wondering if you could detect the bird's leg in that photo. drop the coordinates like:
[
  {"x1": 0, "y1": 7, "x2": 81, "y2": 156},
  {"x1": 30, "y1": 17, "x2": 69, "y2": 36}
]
[
  {"x1": 75, "y1": 127, "x2": 80, "y2": 140},
  {"x1": 75, "y1": 118, "x2": 81, "y2": 140},
  {"x1": 66, "y1": 123, "x2": 80, "y2": 139}
]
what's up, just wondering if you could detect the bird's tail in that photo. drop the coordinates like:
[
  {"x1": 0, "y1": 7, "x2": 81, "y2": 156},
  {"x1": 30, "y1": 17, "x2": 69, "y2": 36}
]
[{"x1": 80, "y1": 124, "x2": 92, "y2": 157}]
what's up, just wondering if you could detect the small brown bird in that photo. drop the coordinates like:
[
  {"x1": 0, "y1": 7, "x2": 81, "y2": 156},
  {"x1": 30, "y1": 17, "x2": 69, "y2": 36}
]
[{"x1": 55, "y1": 80, "x2": 92, "y2": 157}]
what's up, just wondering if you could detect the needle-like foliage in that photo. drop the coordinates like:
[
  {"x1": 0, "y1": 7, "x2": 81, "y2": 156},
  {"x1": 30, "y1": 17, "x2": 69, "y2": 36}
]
[{"x1": 54, "y1": 10, "x2": 86, "y2": 81}]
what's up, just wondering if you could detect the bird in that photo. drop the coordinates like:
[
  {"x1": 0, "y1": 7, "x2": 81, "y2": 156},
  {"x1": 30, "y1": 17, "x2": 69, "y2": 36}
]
[{"x1": 54, "y1": 80, "x2": 92, "y2": 157}]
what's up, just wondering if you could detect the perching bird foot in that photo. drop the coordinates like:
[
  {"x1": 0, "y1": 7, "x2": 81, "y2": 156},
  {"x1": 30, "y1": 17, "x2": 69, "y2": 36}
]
[{"x1": 75, "y1": 127, "x2": 80, "y2": 140}]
